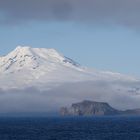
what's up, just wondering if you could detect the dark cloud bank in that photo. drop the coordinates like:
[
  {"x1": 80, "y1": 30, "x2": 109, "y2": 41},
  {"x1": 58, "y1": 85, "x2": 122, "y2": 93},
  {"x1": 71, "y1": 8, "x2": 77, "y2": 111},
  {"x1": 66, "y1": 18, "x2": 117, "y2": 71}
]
[{"x1": 0, "y1": 0, "x2": 140, "y2": 28}]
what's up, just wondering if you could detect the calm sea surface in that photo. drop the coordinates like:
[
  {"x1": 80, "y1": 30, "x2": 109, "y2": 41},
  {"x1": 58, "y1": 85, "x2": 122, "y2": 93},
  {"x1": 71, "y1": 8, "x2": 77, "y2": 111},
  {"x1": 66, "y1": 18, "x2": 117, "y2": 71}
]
[{"x1": 0, "y1": 116, "x2": 140, "y2": 140}]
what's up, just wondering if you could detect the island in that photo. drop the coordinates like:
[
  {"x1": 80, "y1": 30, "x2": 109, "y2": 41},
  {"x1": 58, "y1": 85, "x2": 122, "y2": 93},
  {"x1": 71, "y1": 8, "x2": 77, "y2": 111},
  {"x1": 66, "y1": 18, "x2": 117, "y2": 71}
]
[{"x1": 60, "y1": 100, "x2": 140, "y2": 116}]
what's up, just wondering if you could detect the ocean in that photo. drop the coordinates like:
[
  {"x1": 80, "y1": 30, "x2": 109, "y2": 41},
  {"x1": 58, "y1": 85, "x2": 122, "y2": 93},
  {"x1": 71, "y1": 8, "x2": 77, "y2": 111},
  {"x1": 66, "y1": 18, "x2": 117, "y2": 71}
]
[{"x1": 0, "y1": 116, "x2": 140, "y2": 140}]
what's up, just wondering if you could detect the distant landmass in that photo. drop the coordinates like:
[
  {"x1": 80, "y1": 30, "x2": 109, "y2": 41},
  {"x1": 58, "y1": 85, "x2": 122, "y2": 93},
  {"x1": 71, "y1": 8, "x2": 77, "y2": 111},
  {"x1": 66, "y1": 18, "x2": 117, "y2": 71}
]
[
  {"x1": 60, "y1": 100, "x2": 140, "y2": 116},
  {"x1": 1, "y1": 46, "x2": 140, "y2": 114}
]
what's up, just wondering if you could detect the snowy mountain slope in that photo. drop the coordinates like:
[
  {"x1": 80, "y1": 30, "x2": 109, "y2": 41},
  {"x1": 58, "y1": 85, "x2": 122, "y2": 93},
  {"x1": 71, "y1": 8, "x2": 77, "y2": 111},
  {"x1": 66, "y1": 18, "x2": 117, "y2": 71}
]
[
  {"x1": 0, "y1": 46, "x2": 89, "y2": 89},
  {"x1": 0, "y1": 46, "x2": 81, "y2": 73},
  {"x1": 0, "y1": 46, "x2": 138, "y2": 90},
  {"x1": 0, "y1": 46, "x2": 140, "y2": 113}
]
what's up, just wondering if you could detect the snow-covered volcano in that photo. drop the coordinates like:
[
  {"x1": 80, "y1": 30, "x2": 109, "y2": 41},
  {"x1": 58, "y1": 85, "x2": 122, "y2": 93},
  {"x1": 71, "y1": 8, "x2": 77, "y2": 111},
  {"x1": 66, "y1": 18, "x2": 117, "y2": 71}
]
[
  {"x1": 0, "y1": 46, "x2": 89, "y2": 89},
  {"x1": 0, "y1": 46, "x2": 80, "y2": 72},
  {"x1": 0, "y1": 46, "x2": 140, "y2": 113},
  {"x1": 0, "y1": 46, "x2": 138, "y2": 89}
]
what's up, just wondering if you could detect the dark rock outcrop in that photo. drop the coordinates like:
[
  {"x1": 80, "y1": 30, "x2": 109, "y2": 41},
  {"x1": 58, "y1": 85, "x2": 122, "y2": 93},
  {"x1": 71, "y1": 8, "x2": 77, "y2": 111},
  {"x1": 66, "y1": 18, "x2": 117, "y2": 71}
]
[
  {"x1": 60, "y1": 100, "x2": 120, "y2": 116},
  {"x1": 60, "y1": 100, "x2": 140, "y2": 116}
]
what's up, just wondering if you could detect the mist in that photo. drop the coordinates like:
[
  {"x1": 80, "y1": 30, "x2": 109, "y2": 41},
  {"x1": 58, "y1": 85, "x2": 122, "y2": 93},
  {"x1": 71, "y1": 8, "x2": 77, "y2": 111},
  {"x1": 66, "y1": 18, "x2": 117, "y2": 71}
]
[{"x1": 0, "y1": 80, "x2": 140, "y2": 116}]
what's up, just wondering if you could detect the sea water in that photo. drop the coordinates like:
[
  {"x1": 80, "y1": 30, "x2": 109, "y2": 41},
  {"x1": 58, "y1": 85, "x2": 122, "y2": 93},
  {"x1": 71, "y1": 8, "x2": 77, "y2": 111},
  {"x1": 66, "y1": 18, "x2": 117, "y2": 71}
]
[{"x1": 0, "y1": 116, "x2": 140, "y2": 140}]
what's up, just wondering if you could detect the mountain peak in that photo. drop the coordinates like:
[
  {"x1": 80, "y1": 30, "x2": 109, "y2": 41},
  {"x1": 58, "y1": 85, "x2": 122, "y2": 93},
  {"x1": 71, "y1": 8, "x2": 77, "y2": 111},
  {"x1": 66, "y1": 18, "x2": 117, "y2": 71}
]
[
  {"x1": 0, "y1": 46, "x2": 81, "y2": 73},
  {"x1": 15, "y1": 46, "x2": 58, "y2": 54},
  {"x1": 12, "y1": 46, "x2": 32, "y2": 56},
  {"x1": 12, "y1": 46, "x2": 63, "y2": 59},
  {"x1": 15, "y1": 46, "x2": 31, "y2": 50},
  {"x1": 4, "y1": 46, "x2": 65, "y2": 62}
]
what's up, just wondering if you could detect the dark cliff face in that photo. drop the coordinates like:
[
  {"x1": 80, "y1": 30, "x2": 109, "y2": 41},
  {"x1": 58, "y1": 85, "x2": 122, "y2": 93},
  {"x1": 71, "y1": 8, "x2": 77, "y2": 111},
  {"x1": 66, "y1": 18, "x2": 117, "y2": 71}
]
[{"x1": 60, "y1": 100, "x2": 120, "y2": 116}]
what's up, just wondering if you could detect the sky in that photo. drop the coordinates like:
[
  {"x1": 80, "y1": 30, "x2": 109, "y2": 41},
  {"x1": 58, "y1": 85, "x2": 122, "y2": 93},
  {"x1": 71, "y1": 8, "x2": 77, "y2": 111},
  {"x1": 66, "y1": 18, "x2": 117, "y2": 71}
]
[{"x1": 0, "y1": 0, "x2": 140, "y2": 77}]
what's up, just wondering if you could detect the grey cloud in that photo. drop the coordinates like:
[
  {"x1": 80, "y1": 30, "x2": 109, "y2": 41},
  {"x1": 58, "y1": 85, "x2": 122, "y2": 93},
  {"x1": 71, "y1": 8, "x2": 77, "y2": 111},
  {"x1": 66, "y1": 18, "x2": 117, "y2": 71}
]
[
  {"x1": 0, "y1": 81, "x2": 140, "y2": 116},
  {"x1": 0, "y1": 0, "x2": 140, "y2": 28}
]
